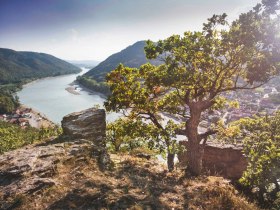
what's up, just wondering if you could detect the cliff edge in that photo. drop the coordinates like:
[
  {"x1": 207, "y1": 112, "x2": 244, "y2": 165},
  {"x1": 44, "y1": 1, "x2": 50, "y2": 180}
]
[{"x1": 0, "y1": 108, "x2": 258, "y2": 210}]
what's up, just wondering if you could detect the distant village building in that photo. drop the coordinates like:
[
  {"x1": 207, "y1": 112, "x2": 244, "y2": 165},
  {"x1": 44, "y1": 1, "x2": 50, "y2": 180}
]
[{"x1": 2, "y1": 108, "x2": 33, "y2": 128}]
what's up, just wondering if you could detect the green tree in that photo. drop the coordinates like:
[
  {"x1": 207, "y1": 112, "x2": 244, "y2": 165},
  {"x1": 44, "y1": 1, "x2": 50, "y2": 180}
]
[
  {"x1": 0, "y1": 92, "x2": 19, "y2": 114},
  {"x1": 106, "y1": 118, "x2": 147, "y2": 152},
  {"x1": 76, "y1": 76, "x2": 110, "y2": 96},
  {"x1": 106, "y1": 117, "x2": 180, "y2": 170},
  {"x1": 105, "y1": 0, "x2": 280, "y2": 174}
]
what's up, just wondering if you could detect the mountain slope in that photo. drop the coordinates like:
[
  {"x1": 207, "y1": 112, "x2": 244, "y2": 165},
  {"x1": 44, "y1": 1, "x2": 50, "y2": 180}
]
[
  {"x1": 0, "y1": 48, "x2": 81, "y2": 84},
  {"x1": 84, "y1": 41, "x2": 162, "y2": 82}
]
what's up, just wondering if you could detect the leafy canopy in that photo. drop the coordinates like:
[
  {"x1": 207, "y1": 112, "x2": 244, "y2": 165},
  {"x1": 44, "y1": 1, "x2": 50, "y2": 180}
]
[{"x1": 107, "y1": 1, "x2": 280, "y2": 119}]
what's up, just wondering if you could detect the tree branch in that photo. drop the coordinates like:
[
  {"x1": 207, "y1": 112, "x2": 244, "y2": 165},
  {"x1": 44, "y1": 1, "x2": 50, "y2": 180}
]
[
  {"x1": 199, "y1": 129, "x2": 218, "y2": 139},
  {"x1": 175, "y1": 128, "x2": 186, "y2": 135}
]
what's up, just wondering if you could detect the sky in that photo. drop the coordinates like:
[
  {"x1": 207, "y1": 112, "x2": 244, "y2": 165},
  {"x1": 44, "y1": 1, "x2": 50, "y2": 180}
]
[{"x1": 0, "y1": 0, "x2": 260, "y2": 61}]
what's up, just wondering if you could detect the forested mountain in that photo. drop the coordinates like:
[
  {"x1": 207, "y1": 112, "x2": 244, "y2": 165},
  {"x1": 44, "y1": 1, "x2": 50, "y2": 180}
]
[
  {"x1": 0, "y1": 48, "x2": 81, "y2": 84},
  {"x1": 84, "y1": 41, "x2": 163, "y2": 82}
]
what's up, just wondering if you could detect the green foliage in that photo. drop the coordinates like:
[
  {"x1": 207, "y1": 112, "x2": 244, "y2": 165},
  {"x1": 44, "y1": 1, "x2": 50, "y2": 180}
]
[
  {"x1": 106, "y1": 117, "x2": 182, "y2": 156},
  {"x1": 234, "y1": 113, "x2": 280, "y2": 208},
  {"x1": 221, "y1": 112, "x2": 280, "y2": 208},
  {"x1": 0, "y1": 85, "x2": 20, "y2": 114},
  {"x1": 0, "y1": 121, "x2": 62, "y2": 154},
  {"x1": 76, "y1": 76, "x2": 110, "y2": 96},
  {"x1": 0, "y1": 48, "x2": 81, "y2": 85},
  {"x1": 0, "y1": 95, "x2": 18, "y2": 114},
  {"x1": 106, "y1": 118, "x2": 149, "y2": 152}
]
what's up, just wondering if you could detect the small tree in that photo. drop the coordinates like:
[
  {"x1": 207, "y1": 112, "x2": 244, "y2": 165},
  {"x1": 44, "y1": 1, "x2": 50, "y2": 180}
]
[
  {"x1": 105, "y1": 81, "x2": 180, "y2": 171},
  {"x1": 105, "y1": 0, "x2": 280, "y2": 174},
  {"x1": 106, "y1": 118, "x2": 151, "y2": 152}
]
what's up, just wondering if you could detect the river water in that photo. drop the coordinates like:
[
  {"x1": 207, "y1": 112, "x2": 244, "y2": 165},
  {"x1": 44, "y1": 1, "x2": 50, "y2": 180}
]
[{"x1": 17, "y1": 67, "x2": 119, "y2": 124}]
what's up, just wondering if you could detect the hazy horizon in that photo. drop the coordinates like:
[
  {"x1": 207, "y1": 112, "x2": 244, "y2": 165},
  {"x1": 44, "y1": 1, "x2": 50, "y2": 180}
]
[{"x1": 0, "y1": 0, "x2": 259, "y2": 61}]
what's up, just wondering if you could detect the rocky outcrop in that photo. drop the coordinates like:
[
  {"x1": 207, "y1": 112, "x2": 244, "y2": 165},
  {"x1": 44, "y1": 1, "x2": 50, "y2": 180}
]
[
  {"x1": 0, "y1": 108, "x2": 109, "y2": 209},
  {"x1": 62, "y1": 108, "x2": 110, "y2": 170},
  {"x1": 178, "y1": 141, "x2": 247, "y2": 179},
  {"x1": 0, "y1": 141, "x2": 90, "y2": 196},
  {"x1": 62, "y1": 108, "x2": 106, "y2": 143}
]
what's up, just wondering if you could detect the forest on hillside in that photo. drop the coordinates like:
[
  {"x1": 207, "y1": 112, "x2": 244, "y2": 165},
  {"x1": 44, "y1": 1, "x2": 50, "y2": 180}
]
[{"x1": 0, "y1": 48, "x2": 81, "y2": 114}]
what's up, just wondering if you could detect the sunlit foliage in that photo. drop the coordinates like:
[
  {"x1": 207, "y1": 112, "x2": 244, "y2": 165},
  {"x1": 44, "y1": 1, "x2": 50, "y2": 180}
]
[{"x1": 0, "y1": 121, "x2": 62, "y2": 154}]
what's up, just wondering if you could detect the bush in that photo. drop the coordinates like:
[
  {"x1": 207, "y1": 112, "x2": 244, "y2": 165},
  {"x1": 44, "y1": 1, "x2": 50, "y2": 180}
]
[
  {"x1": 235, "y1": 113, "x2": 280, "y2": 208},
  {"x1": 0, "y1": 121, "x2": 61, "y2": 154}
]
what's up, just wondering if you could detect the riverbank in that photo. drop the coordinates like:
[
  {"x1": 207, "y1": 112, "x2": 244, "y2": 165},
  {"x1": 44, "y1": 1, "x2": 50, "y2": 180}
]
[
  {"x1": 17, "y1": 67, "x2": 110, "y2": 124},
  {"x1": 70, "y1": 80, "x2": 107, "y2": 99}
]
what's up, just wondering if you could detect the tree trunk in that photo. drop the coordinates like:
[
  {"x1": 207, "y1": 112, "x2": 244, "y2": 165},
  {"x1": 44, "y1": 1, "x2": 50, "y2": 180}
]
[
  {"x1": 186, "y1": 105, "x2": 204, "y2": 176},
  {"x1": 258, "y1": 185, "x2": 266, "y2": 205},
  {"x1": 167, "y1": 152, "x2": 175, "y2": 172},
  {"x1": 187, "y1": 141, "x2": 204, "y2": 176}
]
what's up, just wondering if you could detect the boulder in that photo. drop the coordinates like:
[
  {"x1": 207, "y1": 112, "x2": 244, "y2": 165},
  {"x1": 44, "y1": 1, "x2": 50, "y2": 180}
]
[
  {"x1": 61, "y1": 108, "x2": 106, "y2": 146},
  {"x1": 61, "y1": 108, "x2": 111, "y2": 170}
]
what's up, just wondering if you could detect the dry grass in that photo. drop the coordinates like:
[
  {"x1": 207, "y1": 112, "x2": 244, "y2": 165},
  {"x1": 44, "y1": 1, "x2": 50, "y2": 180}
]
[{"x1": 15, "y1": 154, "x2": 258, "y2": 210}]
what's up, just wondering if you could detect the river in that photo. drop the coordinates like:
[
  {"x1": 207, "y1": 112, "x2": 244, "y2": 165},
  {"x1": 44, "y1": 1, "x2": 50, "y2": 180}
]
[{"x1": 17, "y1": 67, "x2": 119, "y2": 124}]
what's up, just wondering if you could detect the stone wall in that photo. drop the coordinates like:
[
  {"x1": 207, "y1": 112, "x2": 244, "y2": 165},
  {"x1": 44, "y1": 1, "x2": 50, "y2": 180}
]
[{"x1": 178, "y1": 141, "x2": 248, "y2": 179}]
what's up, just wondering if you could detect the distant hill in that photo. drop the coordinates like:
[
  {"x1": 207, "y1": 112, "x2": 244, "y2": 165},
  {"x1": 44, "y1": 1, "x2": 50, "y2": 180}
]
[
  {"x1": 84, "y1": 41, "x2": 163, "y2": 82},
  {"x1": 67, "y1": 60, "x2": 100, "y2": 68},
  {"x1": 0, "y1": 48, "x2": 81, "y2": 84}
]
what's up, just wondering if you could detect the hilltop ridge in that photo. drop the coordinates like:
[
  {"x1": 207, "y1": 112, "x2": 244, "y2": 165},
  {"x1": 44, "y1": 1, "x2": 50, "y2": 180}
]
[
  {"x1": 84, "y1": 41, "x2": 162, "y2": 82},
  {"x1": 0, "y1": 48, "x2": 81, "y2": 84}
]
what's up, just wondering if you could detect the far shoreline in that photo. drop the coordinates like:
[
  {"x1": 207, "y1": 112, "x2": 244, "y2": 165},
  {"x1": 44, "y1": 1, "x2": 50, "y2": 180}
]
[{"x1": 21, "y1": 71, "x2": 82, "y2": 88}]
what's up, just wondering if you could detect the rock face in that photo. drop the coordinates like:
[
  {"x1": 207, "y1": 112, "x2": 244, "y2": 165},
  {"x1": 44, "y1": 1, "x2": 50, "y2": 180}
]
[
  {"x1": 0, "y1": 139, "x2": 94, "y2": 209},
  {"x1": 178, "y1": 141, "x2": 248, "y2": 179},
  {"x1": 0, "y1": 108, "x2": 109, "y2": 209},
  {"x1": 62, "y1": 108, "x2": 110, "y2": 170}
]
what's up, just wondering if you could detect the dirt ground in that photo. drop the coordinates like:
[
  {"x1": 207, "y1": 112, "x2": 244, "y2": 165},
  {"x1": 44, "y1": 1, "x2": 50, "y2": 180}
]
[{"x1": 15, "y1": 153, "x2": 258, "y2": 210}]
